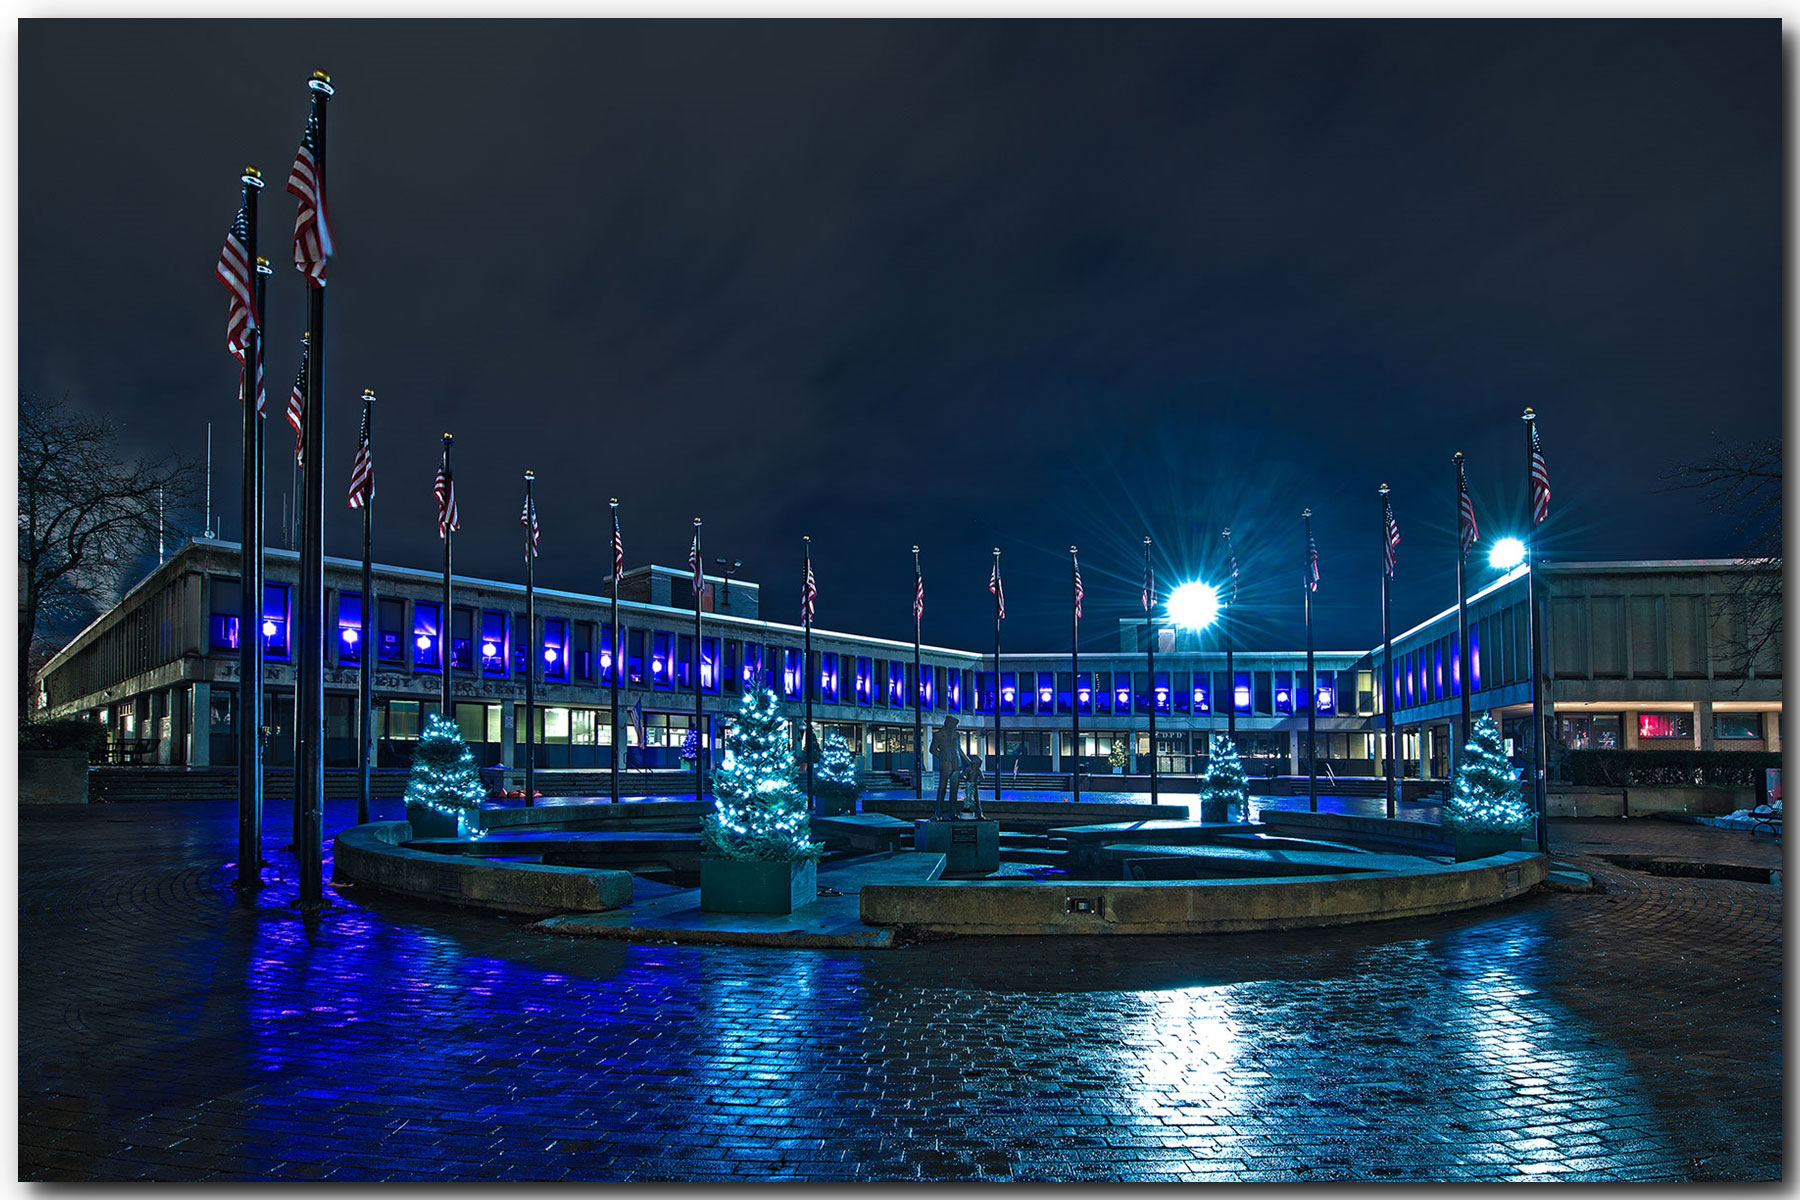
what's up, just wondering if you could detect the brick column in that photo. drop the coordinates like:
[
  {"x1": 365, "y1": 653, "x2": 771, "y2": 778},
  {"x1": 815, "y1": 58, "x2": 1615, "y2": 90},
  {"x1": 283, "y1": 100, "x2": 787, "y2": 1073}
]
[{"x1": 1697, "y1": 700, "x2": 1714, "y2": 750}]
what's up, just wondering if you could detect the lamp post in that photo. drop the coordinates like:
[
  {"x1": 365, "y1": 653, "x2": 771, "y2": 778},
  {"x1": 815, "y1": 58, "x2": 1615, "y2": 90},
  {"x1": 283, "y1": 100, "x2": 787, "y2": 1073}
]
[{"x1": 1165, "y1": 580, "x2": 1222, "y2": 790}]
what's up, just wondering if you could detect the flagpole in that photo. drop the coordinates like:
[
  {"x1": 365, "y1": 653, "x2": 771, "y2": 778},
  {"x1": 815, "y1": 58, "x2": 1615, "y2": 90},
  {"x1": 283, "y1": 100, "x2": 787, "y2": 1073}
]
[
  {"x1": 235, "y1": 167, "x2": 265, "y2": 893},
  {"x1": 1223, "y1": 528, "x2": 1236, "y2": 745},
  {"x1": 294, "y1": 71, "x2": 332, "y2": 911},
  {"x1": 803, "y1": 535, "x2": 814, "y2": 810},
  {"x1": 1144, "y1": 536, "x2": 1158, "y2": 807},
  {"x1": 357, "y1": 389, "x2": 375, "y2": 826},
  {"x1": 1070, "y1": 546, "x2": 1081, "y2": 804},
  {"x1": 1379, "y1": 486, "x2": 1396, "y2": 820},
  {"x1": 609, "y1": 499, "x2": 622, "y2": 804},
  {"x1": 1455, "y1": 452, "x2": 1474, "y2": 778},
  {"x1": 912, "y1": 546, "x2": 923, "y2": 802},
  {"x1": 991, "y1": 548, "x2": 1001, "y2": 810},
  {"x1": 1524, "y1": 408, "x2": 1548, "y2": 852},
  {"x1": 522, "y1": 471, "x2": 537, "y2": 807},
  {"x1": 1303, "y1": 508, "x2": 1316, "y2": 814},
  {"x1": 693, "y1": 517, "x2": 704, "y2": 806},
  {"x1": 440, "y1": 434, "x2": 454, "y2": 727}
]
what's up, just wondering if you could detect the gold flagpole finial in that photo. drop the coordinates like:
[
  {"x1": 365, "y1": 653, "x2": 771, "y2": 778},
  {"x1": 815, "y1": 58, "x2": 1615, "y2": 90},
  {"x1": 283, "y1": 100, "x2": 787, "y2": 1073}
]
[{"x1": 1379, "y1": 482, "x2": 1389, "y2": 495}]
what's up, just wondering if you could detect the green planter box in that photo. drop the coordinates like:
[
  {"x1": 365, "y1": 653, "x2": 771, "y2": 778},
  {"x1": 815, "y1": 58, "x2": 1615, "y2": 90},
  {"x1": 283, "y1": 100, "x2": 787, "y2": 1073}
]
[
  {"x1": 406, "y1": 803, "x2": 480, "y2": 840},
  {"x1": 700, "y1": 857, "x2": 818, "y2": 914},
  {"x1": 815, "y1": 791, "x2": 856, "y2": 817},
  {"x1": 1452, "y1": 829, "x2": 1526, "y2": 862}
]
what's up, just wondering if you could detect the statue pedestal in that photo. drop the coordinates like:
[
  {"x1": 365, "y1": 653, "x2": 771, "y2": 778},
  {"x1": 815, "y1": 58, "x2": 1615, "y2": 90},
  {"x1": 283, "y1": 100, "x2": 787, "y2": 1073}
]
[{"x1": 914, "y1": 819, "x2": 1000, "y2": 877}]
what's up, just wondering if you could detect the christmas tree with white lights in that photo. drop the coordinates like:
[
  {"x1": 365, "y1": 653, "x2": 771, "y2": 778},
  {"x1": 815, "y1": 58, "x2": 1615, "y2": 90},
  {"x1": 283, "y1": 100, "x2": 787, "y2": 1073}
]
[
  {"x1": 1201, "y1": 733, "x2": 1250, "y2": 821},
  {"x1": 814, "y1": 729, "x2": 863, "y2": 810},
  {"x1": 1443, "y1": 714, "x2": 1533, "y2": 833},
  {"x1": 404, "y1": 713, "x2": 487, "y2": 822},
  {"x1": 702, "y1": 688, "x2": 824, "y2": 861}
]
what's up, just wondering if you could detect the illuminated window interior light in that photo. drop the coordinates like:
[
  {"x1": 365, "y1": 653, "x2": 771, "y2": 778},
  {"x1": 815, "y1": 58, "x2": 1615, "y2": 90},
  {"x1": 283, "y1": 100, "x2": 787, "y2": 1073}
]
[
  {"x1": 482, "y1": 641, "x2": 499, "y2": 658},
  {"x1": 1078, "y1": 689, "x2": 1091, "y2": 702},
  {"x1": 1235, "y1": 686, "x2": 1251, "y2": 706},
  {"x1": 340, "y1": 627, "x2": 358, "y2": 644},
  {"x1": 544, "y1": 647, "x2": 558, "y2": 663},
  {"x1": 1039, "y1": 688, "x2": 1053, "y2": 703},
  {"x1": 262, "y1": 620, "x2": 278, "y2": 638},
  {"x1": 416, "y1": 634, "x2": 432, "y2": 651},
  {"x1": 600, "y1": 651, "x2": 612, "y2": 667},
  {"x1": 1001, "y1": 688, "x2": 1015, "y2": 701},
  {"x1": 653, "y1": 661, "x2": 664, "y2": 674},
  {"x1": 1276, "y1": 690, "x2": 1290, "y2": 705},
  {"x1": 1318, "y1": 688, "x2": 1333, "y2": 707}
]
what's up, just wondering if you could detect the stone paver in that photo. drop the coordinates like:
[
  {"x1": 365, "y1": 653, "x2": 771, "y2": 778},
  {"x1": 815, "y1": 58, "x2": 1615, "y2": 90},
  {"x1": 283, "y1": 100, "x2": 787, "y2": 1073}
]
[{"x1": 18, "y1": 799, "x2": 1781, "y2": 1182}]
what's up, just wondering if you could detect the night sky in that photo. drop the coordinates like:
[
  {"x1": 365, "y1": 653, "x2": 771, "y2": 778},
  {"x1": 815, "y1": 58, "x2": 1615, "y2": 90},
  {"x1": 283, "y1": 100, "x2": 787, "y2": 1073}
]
[{"x1": 19, "y1": 20, "x2": 1779, "y2": 656}]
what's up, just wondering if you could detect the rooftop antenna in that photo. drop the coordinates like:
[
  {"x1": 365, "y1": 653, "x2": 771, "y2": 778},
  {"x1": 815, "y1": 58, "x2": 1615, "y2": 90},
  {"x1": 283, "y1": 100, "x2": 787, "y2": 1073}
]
[
  {"x1": 204, "y1": 422, "x2": 215, "y2": 538},
  {"x1": 158, "y1": 486, "x2": 166, "y2": 565}
]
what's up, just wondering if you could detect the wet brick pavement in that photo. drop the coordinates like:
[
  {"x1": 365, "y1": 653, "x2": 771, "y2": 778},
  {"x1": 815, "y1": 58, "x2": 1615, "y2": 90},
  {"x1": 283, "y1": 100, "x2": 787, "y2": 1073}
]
[{"x1": 18, "y1": 799, "x2": 1782, "y2": 1182}]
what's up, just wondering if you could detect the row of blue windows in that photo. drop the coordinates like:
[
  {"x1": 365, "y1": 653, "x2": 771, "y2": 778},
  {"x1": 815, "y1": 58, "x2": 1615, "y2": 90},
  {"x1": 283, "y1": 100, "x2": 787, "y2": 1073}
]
[
  {"x1": 1391, "y1": 627, "x2": 1481, "y2": 710},
  {"x1": 205, "y1": 580, "x2": 970, "y2": 710},
  {"x1": 969, "y1": 670, "x2": 1344, "y2": 716}
]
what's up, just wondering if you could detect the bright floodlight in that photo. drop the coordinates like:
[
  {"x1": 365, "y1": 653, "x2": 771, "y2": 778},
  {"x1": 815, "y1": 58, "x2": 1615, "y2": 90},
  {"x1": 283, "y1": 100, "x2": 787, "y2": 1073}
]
[
  {"x1": 1167, "y1": 580, "x2": 1222, "y2": 631},
  {"x1": 1490, "y1": 537, "x2": 1526, "y2": 570}
]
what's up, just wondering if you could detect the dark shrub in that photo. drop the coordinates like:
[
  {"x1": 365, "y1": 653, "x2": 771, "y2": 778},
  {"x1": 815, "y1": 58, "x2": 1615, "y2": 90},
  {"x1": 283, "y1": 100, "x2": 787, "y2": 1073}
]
[{"x1": 20, "y1": 717, "x2": 108, "y2": 757}]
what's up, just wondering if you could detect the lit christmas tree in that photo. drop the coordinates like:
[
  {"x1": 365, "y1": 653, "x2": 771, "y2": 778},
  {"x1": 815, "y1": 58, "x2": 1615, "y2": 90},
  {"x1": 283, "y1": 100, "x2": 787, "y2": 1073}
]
[
  {"x1": 701, "y1": 688, "x2": 824, "y2": 862},
  {"x1": 814, "y1": 729, "x2": 863, "y2": 811},
  {"x1": 1443, "y1": 714, "x2": 1533, "y2": 833},
  {"x1": 1200, "y1": 733, "x2": 1249, "y2": 821},
  {"x1": 679, "y1": 727, "x2": 698, "y2": 763},
  {"x1": 1108, "y1": 738, "x2": 1128, "y2": 772},
  {"x1": 404, "y1": 713, "x2": 486, "y2": 831}
]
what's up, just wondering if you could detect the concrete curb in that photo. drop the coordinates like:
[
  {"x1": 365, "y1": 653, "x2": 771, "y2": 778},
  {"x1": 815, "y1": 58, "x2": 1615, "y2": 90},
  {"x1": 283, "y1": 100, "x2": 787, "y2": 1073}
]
[
  {"x1": 860, "y1": 851, "x2": 1548, "y2": 935},
  {"x1": 332, "y1": 821, "x2": 633, "y2": 918}
]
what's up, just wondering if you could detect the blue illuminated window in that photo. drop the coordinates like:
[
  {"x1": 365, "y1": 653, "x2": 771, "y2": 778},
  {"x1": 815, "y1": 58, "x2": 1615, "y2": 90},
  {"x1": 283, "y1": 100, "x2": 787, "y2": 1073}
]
[
  {"x1": 724, "y1": 640, "x2": 741, "y2": 695},
  {"x1": 1095, "y1": 672, "x2": 1111, "y2": 713},
  {"x1": 1192, "y1": 680, "x2": 1209, "y2": 712},
  {"x1": 889, "y1": 661, "x2": 906, "y2": 707},
  {"x1": 783, "y1": 648, "x2": 802, "y2": 700},
  {"x1": 855, "y1": 656, "x2": 872, "y2": 706},
  {"x1": 974, "y1": 672, "x2": 995, "y2": 714},
  {"x1": 652, "y1": 632, "x2": 673, "y2": 690},
  {"x1": 1316, "y1": 673, "x2": 1335, "y2": 714},
  {"x1": 336, "y1": 593, "x2": 364, "y2": 665},
  {"x1": 1115, "y1": 674, "x2": 1131, "y2": 711},
  {"x1": 1274, "y1": 673, "x2": 1293, "y2": 714},
  {"x1": 378, "y1": 598, "x2": 406, "y2": 664},
  {"x1": 543, "y1": 618, "x2": 568, "y2": 682},
  {"x1": 1076, "y1": 672, "x2": 1093, "y2": 713},
  {"x1": 1470, "y1": 626, "x2": 1481, "y2": 691},
  {"x1": 262, "y1": 583, "x2": 291, "y2": 661},
  {"x1": 480, "y1": 610, "x2": 509, "y2": 677},
  {"x1": 1035, "y1": 672, "x2": 1054, "y2": 714},
  {"x1": 1154, "y1": 671, "x2": 1171, "y2": 714},
  {"x1": 701, "y1": 637, "x2": 719, "y2": 693},
  {"x1": 921, "y1": 666, "x2": 936, "y2": 711},
  {"x1": 740, "y1": 642, "x2": 764, "y2": 692},
  {"x1": 1235, "y1": 672, "x2": 1252, "y2": 713},
  {"x1": 1000, "y1": 673, "x2": 1018, "y2": 714},
  {"x1": 948, "y1": 670, "x2": 962, "y2": 712},
  {"x1": 411, "y1": 601, "x2": 441, "y2": 671},
  {"x1": 676, "y1": 634, "x2": 695, "y2": 688},
  {"x1": 571, "y1": 620, "x2": 592, "y2": 681}
]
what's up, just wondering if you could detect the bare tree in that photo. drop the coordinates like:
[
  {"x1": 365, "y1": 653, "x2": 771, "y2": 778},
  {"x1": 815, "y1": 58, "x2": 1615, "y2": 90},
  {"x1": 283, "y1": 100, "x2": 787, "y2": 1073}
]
[
  {"x1": 18, "y1": 394, "x2": 199, "y2": 712},
  {"x1": 1666, "y1": 436, "x2": 1781, "y2": 681}
]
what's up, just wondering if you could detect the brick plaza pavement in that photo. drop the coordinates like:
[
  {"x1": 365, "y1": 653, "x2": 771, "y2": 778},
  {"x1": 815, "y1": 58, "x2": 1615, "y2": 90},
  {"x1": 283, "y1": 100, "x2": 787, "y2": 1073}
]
[{"x1": 18, "y1": 799, "x2": 1782, "y2": 1182}]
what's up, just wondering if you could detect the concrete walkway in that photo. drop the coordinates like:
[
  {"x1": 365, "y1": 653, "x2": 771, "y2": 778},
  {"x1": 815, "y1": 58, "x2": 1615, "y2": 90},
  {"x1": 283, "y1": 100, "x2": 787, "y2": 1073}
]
[{"x1": 19, "y1": 797, "x2": 1782, "y2": 1182}]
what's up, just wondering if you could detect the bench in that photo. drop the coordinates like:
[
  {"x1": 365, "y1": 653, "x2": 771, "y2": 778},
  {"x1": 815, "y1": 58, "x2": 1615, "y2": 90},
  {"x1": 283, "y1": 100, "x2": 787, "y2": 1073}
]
[{"x1": 1751, "y1": 804, "x2": 1782, "y2": 837}]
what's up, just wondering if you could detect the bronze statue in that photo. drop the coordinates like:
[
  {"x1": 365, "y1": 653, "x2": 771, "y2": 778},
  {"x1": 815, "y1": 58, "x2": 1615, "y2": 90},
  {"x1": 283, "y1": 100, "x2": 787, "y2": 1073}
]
[{"x1": 929, "y1": 715, "x2": 961, "y2": 820}]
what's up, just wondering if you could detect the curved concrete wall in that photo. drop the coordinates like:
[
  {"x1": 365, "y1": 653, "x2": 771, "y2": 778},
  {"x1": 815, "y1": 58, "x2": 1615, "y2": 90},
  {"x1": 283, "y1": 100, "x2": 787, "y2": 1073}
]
[
  {"x1": 860, "y1": 851, "x2": 1547, "y2": 936},
  {"x1": 334, "y1": 821, "x2": 632, "y2": 918}
]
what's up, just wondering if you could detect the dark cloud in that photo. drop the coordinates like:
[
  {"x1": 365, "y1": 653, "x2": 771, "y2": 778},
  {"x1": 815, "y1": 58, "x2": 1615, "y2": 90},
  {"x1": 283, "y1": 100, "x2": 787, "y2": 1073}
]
[{"x1": 19, "y1": 19, "x2": 1779, "y2": 653}]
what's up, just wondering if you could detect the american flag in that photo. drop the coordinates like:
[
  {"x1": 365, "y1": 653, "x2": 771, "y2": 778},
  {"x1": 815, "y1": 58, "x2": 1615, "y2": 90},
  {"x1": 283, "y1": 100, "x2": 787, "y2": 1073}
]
[
  {"x1": 347, "y1": 400, "x2": 374, "y2": 509},
  {"x1": 1458, "y1": 459, "x2": 1479, "y2": 558},
  {"x1": 1142, "y1": 546, "x2": 1156, "y2": 613},
  {"x1": 286, "y1": 341, "x2": 308, "y2": 465},
  {"x1": 802, "y1": 555, "x2": 817, "y2": 625},
  {"x1": 216, "y1": 204, "x2": 257, "y2": 362},
  {"x1": 237, "y1": 350, "x2": 266, "y2": 419},
  {"x1": 1307, "y1": 529, "x2": 1320, "y2": 592},
  {"x1": 913, "y1": 559, "x2": 924, "y2": 623},
  {"x1": 434, "y1": 462, "x2": 458, "y2": 538},
  {"x1": 521, "y1": 493, "x2": 540, "y2": 557},
  {"x1": 1225, "y1": 531, "x2": 1239, "y2": 603},
  {"x1": 1383, "y1": 495, "x2": 1401, "y2": 577},
  {"x1": 287, "y1": 108, "x2": 333, "y2": 283},
  {"x1": 1073, "y1": 553, "x2": 1084, "y2": 621},
  {"x1": 611, "y1": 507, "x2": 624, "y2": 582},
  {"x1": 1529, "y1": 419, "x2": 1551, "y2": 524},
  {"x1": 688, "y1": 534, "x2": 702, "y2": 595},
  {"x1": 989, "y1": 558, "x2": 1005, "y2": 620}
]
